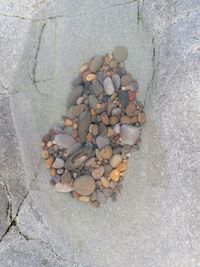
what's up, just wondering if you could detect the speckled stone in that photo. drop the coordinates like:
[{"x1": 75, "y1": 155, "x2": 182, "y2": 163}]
[
  {"x1": 73, "y1": 175, "x2": 95, "y2": 196},
  {"x1": 103, "y1": 77, "x2": 115, "y2": 95},
  {"x1": 92, "y1": 80, "x2": 104, "y2": 96}
]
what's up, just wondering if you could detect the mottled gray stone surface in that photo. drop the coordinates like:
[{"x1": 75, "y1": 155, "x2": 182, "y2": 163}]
[{"x1": 0, "y1": 0, "x2": 200, "y2": 266}]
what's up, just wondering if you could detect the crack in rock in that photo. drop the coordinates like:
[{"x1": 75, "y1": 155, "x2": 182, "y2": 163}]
[{"x1": 3, "y1": 180, "x2": 12, "y2": 222}]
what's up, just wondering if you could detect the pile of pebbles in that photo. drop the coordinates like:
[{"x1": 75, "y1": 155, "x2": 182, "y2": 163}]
[{"x1": 41, "y1": 46, "x2": 145, "y2": 207}]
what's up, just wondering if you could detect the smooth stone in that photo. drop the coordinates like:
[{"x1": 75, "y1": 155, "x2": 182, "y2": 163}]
[
  {"x1": 76, "y1": 96, "x2": 85, "y2": 105},
  {"x1": 128, "y1": 90, "x2": 136, "y2": 101},
  {"x1": 72, "y1": 76, "x2": 82, "y2": 87},
  {"x1": 109, "y1": 169, "x2": 120, "y2": 181},
  {"x1": 91, "y1": 166, "x2": 104, "y2": 180},
  {"x1": 51, "y1": 175, "x2": 61, "y2": 183},
  {"x1": 67, "y1": 85, "x2": 83, "y2": 107},
  {"x1": 118, "y1": 91, "x2": 129, "y2": 107},
  {"x1": 99, "y1": 122, "x2": 107, "y2": 136},
  {"x1": 101, "y1": 113, "x2": 109, "y2": 125},
  {"x1": 121, "y1": 75, "x2": 132, "y2": 87},
  {"x1": 96, "y1": 190, "x2": 107, "y2": 205},
  {"x1": 54, "y1": 182, "x2": 74, "y2": 192},
  {"x1": 79, "y1": 196, "x2": 90, "y2": 202},
  {"x1": 106, "y1": 127, "x2": 114, "y2": 137},
  {"x1": 101, "y1": 177, "x2": 110, "y2": 188},
  {"x1": 89, "y1": 124, "x2": 99, "y2": 136},
  {"x1": 113, "y1": 124, "x2": 121, "y2": 135},
  {"x1": 73, "y1": 175, "x2": 95, "y2": 196},
  {"x1": 126, "y1": 103, "x2": 135, "y2": 117},
  {"x1": 66, "y1": 143, "x2": 82, "y2": 158},
  {"x1": 112, "y1": 108, "x2": 121, "y2": 116},
  {"x1": 121, "y1": 144, "x2": 132, "y2": 154},
  {"x1": 120, "y1": 125, "x2": 140, "y2": 145},
  {"x1": 67, "y1": 104, "x2": 85, "y2": 119},
  {"x1": 107, "y1": 102, "x2": 116, "y2": 113},
  {"x1": 113, "y1": 46, "x2": 128, "y2": 62},
  {"x1": 91, "y1": 191, "x2": 97, "y2": 201},
  {"x1": 96, "y1": 71, "x2": 104, "y2": 85},
  {"x1": 138, "y1": 113, "x2": 146, "y2": 124},
  {"x1": 84, "y1": 157, "x2": 96, "y2": 168},
  {"x1": 116, "y1": 162, "x2": 127, "y2": 172},
  {"x1": 103, "y1": 188, "x2": 113, "y2": 197},
  {"x1": 54, "y1": 134, "x2": 76, "y2": 148},
  {"x1": 92, "y1": 80, "x2": 104, "y2": 96},
  {"x1": 96, "y1": 135, "x2": 110, "y2": 149},
  {"x1": 121, "y1": 115, "x2": 132, "y2": 124},
  {"x1": 65, "y1": 145, "x2": 93, "y2": 170},
  {"x1": 109, "y1": 60, "x2": 118, "y2": 69},
  {"x1": 88, "y1": 95, "x2": 98, "y2": 108},
  {"x1": 112, "y1": 146, "x2": 122, "y2": 154},
  {"x1": 109, "y1": 116, "x2": 120, "y2": 125},
  {"x1": 129, "y1": 81, "x2": 139, "y2": 91},
  {"x1": 99, "y1": 146, "x2": 112, "y2": 160},
  {"x1": 56, "y1": 169, "x2": 64, "y2": 175},
  {"x1": 90, "y1": 56, "x2": 103, "y2": 73},
  {"x1": 110, "y1": 154, "x2": 122, "y2": 168},
  {"x1": 52, "y1": 158, "x2": 65, "y2": 169},
  {"x1": 78, "y1": 111, "x2": 91, "y2": 143},
  {"x1": 103, "y1": 77, "x2": 115, "y2": 95},
  {"x1": 61, "y1": 170, "x2": 72, "y2": 184},
  {"x1": 103, "y1": 164, "x2": 113, "y2": 176},
  {"x1": 112, "y1": 74, "x2": 121, "y2": 90}
]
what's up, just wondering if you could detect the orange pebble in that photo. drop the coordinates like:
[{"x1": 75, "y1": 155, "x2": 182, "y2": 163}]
[
  {"x1": 91, "y1": 108, "x2": 97, "y2": 116},
  {"x1": 86, "y1": 132, "x2": 93, "y2": 142},
  {"x1": 64, "y1": 118, "x2": 73, "y2": 127},
  {"x1": 49, "y1": 168, "x2": 56, "y2": 176},
  {"x1": 45, "y1": 156, "x2": 54, "y2": 169},
  {"x1": 116, "y1": 162, "x2": 127, "y2": 172},
  {"x1": 109, "y1": 169, "x2": 120, "y2": 181},
  {"x1": 86, "y1": 74, "x2": 96, "y2": 82}
]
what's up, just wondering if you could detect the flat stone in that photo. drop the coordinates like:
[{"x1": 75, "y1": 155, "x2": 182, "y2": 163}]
[
  {"x1": 67, "y1": 104, "x2": 85, "y2": 119},
  {"x1": 96, "y1": 135, "x2": 110, "y2": 149},
  {"x1": 52, "y1": 158, "x2": 65, "y2": 169},
  {"x1": 78, "y1": 111, "x2": 92, "y2": 143},
  {"x1": 113, "y1": 46, "x2": 128, "y2": 62},
  {"x1": 66, "y1": 143, "x2": 82, "y2": 158},
  {"x1": 73, "y1": 175, "x2": 95, "y2": 196},
  {"x1": 76, "y1": 96, "x2": 85, "y2": 105},
  {"x1": 126, "y1": 103, "x2": 135, "y2": 117},
  {"x1": 91, "y1": 166, "x2": 104, "y2": 180},
  {"x1": 112, "y1": 74, "x2": 121, "y2": 90},
  {"x1": 54, "y1": 182, "x2": 74, "y2": 192},
  {"x1": 90, "y1": 56, "x2": 103, "y2": 73},
  {"x1": 61, "y1": 170, "x2": 72, "y2": 185},
  {"x1": 92, "y1": 80, "x2": 104, "y2": 95},
  {"x1": 88, "y1": 95, "x2": 98, "y2": 108},
  {"x1": 110, "y1": 154, "x2": 122, "y2": 168},
  {"x1": 103, "y1": 164, "x2": 113, "y2": 176},
  {"x1": 54, "y1": 134, "x2": 76, "y2": 148},
  {"x1": 84, "y1": 157, "x2": 96, "y2": 168},
  {"x1": 118, "y1": 91, "x2": 129, "y2": 107},
  {"x1": 121, "y1": 75, "x2": 132, "y2": 87},
  {"x1": 111, "y1": 108, "x2": 121, "y2": 116},
  {"x1": 99, "y1": 146, "x2": 112, "y2": 160},
  {"x1": 79, "y1": 196, "x2": 90, "y2": 202},
  {"x1": 65, "y1": 145, "x2": 93, "y2": 170},
  {"x1": 103, "y1": 77, "x2": 115, "y2": 95},
  {"x1": 120, "y1": 125, "x2": 140, "y2": 145},
  {"x1": 99, "y1": 122, "x2": 107, "y2": 136}
]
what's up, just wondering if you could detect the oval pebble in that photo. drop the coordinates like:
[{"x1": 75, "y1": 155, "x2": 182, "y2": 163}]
[
  {"x1": 113, "y1": 46, "x2": 128, "y2": 62},
  {"x1": 73, "y1": 175, "x2": 96, "y2": 196},
  {"x1": 54, "y1": 182, "x2": 74, "y2": 192},
  {"x1": 103, "y1": 77, "x2": 115, "y2": 95},
  {"x1": 54, "y1": 134, "x2": 76, "y2": 148},
  {"x1": 110, "y1": 154, "x2": 122, "y2": 168},
  {"x1": 52, "y1": 158, "x2": 65, "y2": 169},
  {"x1": 90, "y1": 56, "x2": 103, "y2": 73},
  {"x1": 112, "y1": 74, "x2": 121, "y2": 90},
  {"x1": 120, "y1": 125, "x2": 140, "y2": 145},
  {"x1": 96, "y1": 135, "x2": 110, "y2": 149},
  {"x1": 96, "y1": 190, "x2": 107, "y2": 205},
  {"x1": 92, "y1": 166, "x2": 104, "y2": 180}
]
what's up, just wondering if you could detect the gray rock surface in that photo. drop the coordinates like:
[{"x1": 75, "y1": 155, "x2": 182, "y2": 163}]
[{"x1": 0, "y1": 0, "x2": 200, "y2": 267}]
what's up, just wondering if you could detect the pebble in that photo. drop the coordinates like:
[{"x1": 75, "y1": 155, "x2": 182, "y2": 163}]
[
  {"x1": 99, "y1": 146, "x2": 112, "y2": 160},
  {"x1": 54, "y1": 134, "x2": 76, "y2": 148},
  {"x1": 54, "y1": 182, "x2": 74, "y2": 193},
  {"x1": 99, "y1": 122, "x2": 107, "y2": 136},
  {"x1": 88, "y1": 95, "x2": 98, "y2": 108},
  {"x1": 86, "y1": 74, "x2": 96, "y2": 82},
  {"x1": 96, "y1": 190, "x2": 107, "y2": 205},
  {"x1": 120, "y1": 75, "x2": 132, "y2": 87},
  {"x1": 89, "y1": 124, "x2": 99, "y2": 136},
  {"x1": 103, "y1": 164, "x2": 113, "y2": 176},
  {"x1": 128, "y1": 81, "x2": 138, "y2": 91},
  {"x1": 51, "y1": 175, "x2": 61, "y2": 183},
  {"x1": 86, "y1": 132, "x2": 93, "y2": 142},
  {"x1": 103, "y1": 188, "x2": 113, "y2": 197},
  {"x1": 96, "y1": 135, "x2": 110, "y2": 149},
  {"x1": 107, "y1": 102, "x2": 116, "y2": 113},
  {"x1": 128, "y1": 90, "x2": 136, "y2": 101},
  {"x1": 96, "y1": 71, "x2": 104, "y2": 85},
  {"x1": 84, "y1": 157, "x2": 96, "y2": 168},
  {"x1": 78, "y1": 111, "x2": 91, "y2": 143},
  {"x1": 92, "y1": 80, "x2": 104, "y2": 96},
  {"x1": 67, "y1": 85, "x2": 83, "y2": 106},
  {"x1": 113, "y1": 124, "x2": 121, "y2": 135},
  {"x1": 80, "y1": 63, "x2": 89, "y2": 73},
  {"x1": 67, "y1": 104, "x2": 85, "y2": 119},
  {"x1": 110, "y1": 154, "x2": 122, "y2": 168},
  {"x1": 50, "y1": 168, "x2": 56, "y2": 176},
  {"x1": 76, "y1": 96, "x2": 84, "y2": 105},
  {"x1": 66, "y1": 143, "x2": 82, "y2": 158},
  {"x1": 61, "y1": 170, "x2": 72, "y2": 185},
  {"x1": 42, "y1": 150, "x2": 49, "y2": 159},
  {"x1": 113, "y1": 46, "x2": 128, "y2": 62},
  {"x1": 101, "y1": 177, "x2": 110, "y2": 188},
  {"x1": 92, "y1": 166, "x2": 104, "y2": 180},
  {"x1": 116, "y1": 162, "x2": 127, "y2": 172},
  {"x1": 103, "y1": 77, "x2": 115, "y2": 95},
  {"x1": 64, "y1": 118, "x2": 73, "y2": 127},
  {"x1": 126, "y1": 103, "x2": 135, "y2": 117},
  {"x1": 121, "y1": 144, "x2": 132, "y2": 154},
  {"x1": 65, "y1": 145, "x2": 93, "y2": 170},
  {"x1": 109, "y1": 60, "x2": 118, "y2": 68},
  {"x1": 106, "y1": 127, "x2": 114, "y2": 137},
  {"x1": 52, "y1": 158, "x2": 65, "y2": 169},
  {"x1": 120, "y1": 115, "x2": 132, "y2": 124},
  {"x1": 111, "y1": 108, "x2": 121, "y2": 116},
  {"x1": 138, "y1": 113, "x2": 146, "y2": 124},
  {"x1": 82, "y1": 70, "x2": 91, "y2": 83},
  {"x1": 118, "y1": 91, "x2": 129, "y2": 107},
  {"x1": 73, "y1": 175, "x2": 95, "y2": 196},
  {"x1": 109, "y1": 169, "x2": 120, "y2": 181},
  {"x1": 112, "y1": 74, "x2": 121, "y2": 90},
  {"x1": 90, "y1": 56, "x2": 103, "y2": 73},
  {"x1": 101, "y1": 113, "x2": 109, "y2": 125},
  {"x1": 45, "y1": 156, "x2": 54, "y2": 169},
  {"x1": 120, "y1": 125, "x2": 140, "y2": 145},
  {"x1": 56, "y1": 168, "x2": 64, "y2": 175},
  {"x1": 79, "y1": 196, "x2": 90, "y2": 202},
  {"x1": 109, "y1": 116, "x2": 119, "y2": 125}
]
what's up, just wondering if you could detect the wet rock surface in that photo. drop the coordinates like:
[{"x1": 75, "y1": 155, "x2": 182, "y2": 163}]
[{"x1": 42, "y1": 47, "x2": 145, "y2": 206}]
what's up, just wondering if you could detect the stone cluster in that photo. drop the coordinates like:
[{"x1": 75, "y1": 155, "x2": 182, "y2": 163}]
[{"x1": 41, "y1": 46, "x2": 145, "y2": 207}]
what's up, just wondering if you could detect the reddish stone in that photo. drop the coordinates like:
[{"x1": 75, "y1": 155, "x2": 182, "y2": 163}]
[
  {"x1": 72, "y1": 129, "x2": 78, "y2": 138},
  {"x1": 42, "y1": 134, "x2": 50, "y2": 143},
  {"x1": 128, "y1": 90, "x2": 136, "y2": 101},
  {"x1": 101, "y1": 113, "x2": 109, "y2": 125},
  {"x1": 138, "y1": 113, "x2": 146, "y2": 124}
]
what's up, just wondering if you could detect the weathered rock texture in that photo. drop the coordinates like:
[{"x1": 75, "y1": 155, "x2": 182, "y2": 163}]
[{"x1": 0, "y1": 1, "x2": 199, "y2": 267}]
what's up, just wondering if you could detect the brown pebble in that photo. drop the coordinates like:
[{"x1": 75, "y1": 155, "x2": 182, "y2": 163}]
[
  {"x1": 45, "y1": 156, "x2": 54, "y2": 169},
  {"x1": 101, "y1": 177, "x2": 110, "y2": 188},
  {"x1": 73, "y1": 175, "x2": 96, "y2": 196},
  {"x1": 109, "y1": 169, "x2": 120, "y2": 181},
  {"x1": 138, "y1": 113, "x2": 146, "y2": 124},
  {"x1": 110, "y1": 154, "x2": 122, "y2": 168},
  {"x1": 120, "y1": 115, "x2": 132, "y2": 124},
  {"x1": 72, "y1": 129, "x2": 78, "y2": 138},
  {"x1": 61, "y1": 170, "x2": 72, "y2": 185},
  {"x1": 126, "y1": 103, "x2": 136, "y2": 117},
  {"x1": 99, "y1": 146, "x2": 113, "y2": 160},
  {"x1": 79, "y1": 196, "x2": 90, "y2": 202},
  {"x1": 64, "y1": 118, "x2": 73, "y2": 127},
  {"x1": 106, "y1": 127, "x2": 114, "y2": 137},
  {"x1": 101, "y1": 113, "x2": 109, "y2": 125},
  {"x1": 86, "y1": 132, "x2": 93, "y2": 142},
  {"x1": 42, "y1": 150, "x2": 49, "y2": 159},
  {"x1": 50, "y1": 168, "x2": 56, "y2": 176},
  {"x1": 92, "y1": 166, "x2": 104, "y2": 180},
  {"x1": 109, "y1": 116, "x2": 119, "y2": 125},
  {"x1": 116, "y1": 162, "x2": 127, "y2": 172}
]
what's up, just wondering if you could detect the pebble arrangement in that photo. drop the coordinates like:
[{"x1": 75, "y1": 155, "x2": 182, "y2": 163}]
[{"x1": 41, "y1": 46, "x2": 146, "y2": 207}]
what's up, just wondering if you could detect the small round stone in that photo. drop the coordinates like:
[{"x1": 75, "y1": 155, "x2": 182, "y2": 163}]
[
  {"x1": 90, "y1": 56, "x2": 103, "y2": 73},
  {"x1": 113, "y1": 46, "x2": 128, "y2": 62},
  {"x1": 86, "y1": 74, "x2": 96, "y2": 82},
  {"x1": 96, "y1": 135, "x2": 110, "y2": 149},
  {"x1": 92, "y1": 80, "x2": 104, "y2": 96},
  {"x1": 111, "y1": 108, "x2": 121, "y2": 116},
  {"x1": 52, "y1": 158, "x2": 65, "y2": 169},
  {"x1": 101, "y1": 113, "x2": 109, "y2": 125},
  {"x1": 103, "y1": 188, "x2": 113, "y2": 197},
  {"x1": 42, "y1": 150, "x2": 49, "y2": 159},
  {"x1": 138, "y1": 113, "x2": 146, "y2": 124},
  {"x1": 110, "y1": 154, "x2": 122, "y2": 168},
  {"x1": 67, "y1": 104, "x2": 85, "y2": 119},
  {"x1": 91, "y1": 166, "x2": 104, "y2": 180},
  {"x1": 109, "y1": 116, "x2": 120, "y2": 125},
  {"x1": 103, "y1": 77, "x2": 115, "y2": 95},
  {"x1": 118, "y1": 91, "x2": 129, "y2": 107},
  {"x1": 79, "y1": 196, "x2": 90, "y2": 202},
  {"x1": 45, "y1": 156, "x2": 54, "y2": 169},
  {"x1": 88, "y1": 95, "x2": 98, "y2": 108},
  {"x1": 113, "y1": 124, "x2": 121, "y2": 135},
  {"x1": 99, "y1": 122, "x2": 107, "y2": 136},
  {"x1": 89, "y1": 124, "x2": 99, "y2": 136},
  {"x1": 126, "y1": 103, "x2": 136, "y2": 117},
  {"x1": 128, "y1": 90, "x2": 136, "y2": 101},
  {"x1": 64, "y1": 118, "x2": 73, "y2": 127},
  {"x1": 76, "y1": 96, "x2": 85, "y2": 105},
  {"x1": 73, "y1": 175, "x2": 96, "y2": 196},
  {"x1": 56, "y1": 168, "x2": 64, "y2": 175},
  {"x1": 103, "y1": 164, "x2": 113, "y2": 176},
  {"x1": 116, "y1": 162, "x2": 127, "y2": 172},
  {"x1": 109, "y1": 169, "x2": 120, "y2": 181},
  {"x1": 101, "y1": 177, "x2": 110, "y2": 188},
  {"x1": 61, "y1": 170, "x2": 72, "y2": 185},
  {"x1": 99, "y1": 146, "x2": 112, "y2": 160},
  {"x1": 121, "y1": 75, "x2": 132, "y2": 87}
]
